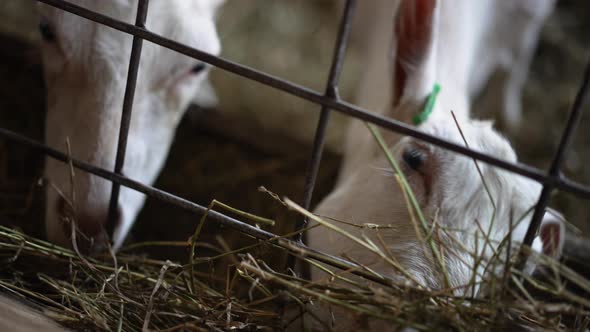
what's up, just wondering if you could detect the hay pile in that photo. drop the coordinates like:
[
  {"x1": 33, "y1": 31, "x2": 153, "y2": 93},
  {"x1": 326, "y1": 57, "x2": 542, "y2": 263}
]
[
  {"x1": 0, "y1": 226, "x2": 278, "y2": 331},
  {"x1": 1, "y1": 126, "x2": 590, "y2": 331},
  {"x1": 1, "y1": 205, "x2": 589, "y2": 331}
]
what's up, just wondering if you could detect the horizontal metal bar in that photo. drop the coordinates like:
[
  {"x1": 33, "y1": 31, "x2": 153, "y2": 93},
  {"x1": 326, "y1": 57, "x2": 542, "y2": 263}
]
[
  {"x1": 0, "y1": 127, "x2": 395, "y2": 286},
  {"x1": 33, "y1": 0, "x2": 590, "y2": 200}
]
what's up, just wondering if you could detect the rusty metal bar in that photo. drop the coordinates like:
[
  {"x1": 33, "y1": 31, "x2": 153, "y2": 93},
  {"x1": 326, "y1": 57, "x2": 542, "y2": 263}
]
[
  {"x1": 31, "y1": 0, "x2": 590, "y2": 200},
  {"x1": 106, "y1": 0, "x2": 150, "y2": 237}
]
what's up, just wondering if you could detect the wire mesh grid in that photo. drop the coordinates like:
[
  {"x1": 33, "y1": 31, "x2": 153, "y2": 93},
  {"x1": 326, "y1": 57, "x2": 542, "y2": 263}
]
[{"x1": 1, "y1": 0, "x2": 589, "y2": 281}]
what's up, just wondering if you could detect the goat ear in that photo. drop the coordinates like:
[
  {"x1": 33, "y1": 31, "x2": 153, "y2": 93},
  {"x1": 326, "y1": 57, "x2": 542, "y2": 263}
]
[
  {"x1": 537, "y1": 209, "x2": 565, "y2": 259},
  {"x1": 393, "y1": 0, "x2": 438, "y2": 106}
]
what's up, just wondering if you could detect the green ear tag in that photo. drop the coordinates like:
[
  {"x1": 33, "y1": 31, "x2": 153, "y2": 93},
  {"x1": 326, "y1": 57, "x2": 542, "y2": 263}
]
[{"x1": 412, "y1": 83, "x2": 441, "y2": 126}]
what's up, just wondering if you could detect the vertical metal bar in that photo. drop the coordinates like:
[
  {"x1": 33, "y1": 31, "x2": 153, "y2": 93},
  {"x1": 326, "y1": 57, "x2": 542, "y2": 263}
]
[
  {"x1": 106, "y1": 0, "x2": 150, "y2": 237},
  {"x1": 286, "y1": 0, "x2": 357, "y2": 273},
  {"x1": 522, "y1": 55, "x2": 590, "y2": 249}
]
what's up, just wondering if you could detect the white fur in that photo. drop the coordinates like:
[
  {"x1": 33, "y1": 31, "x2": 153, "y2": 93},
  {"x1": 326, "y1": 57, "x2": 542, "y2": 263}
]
[
  {"x1": 39, "y1": 0, "x2": 224, "y2": 250},
  {"x1": 312, "y1": 119, "x2": 557, "y2": 291},
  {"x1": 308, "y1": 0, "x2": 560, "y2": 307}
]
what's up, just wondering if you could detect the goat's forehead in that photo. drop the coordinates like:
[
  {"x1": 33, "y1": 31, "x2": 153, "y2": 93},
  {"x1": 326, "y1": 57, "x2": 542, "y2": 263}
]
[
  {"x1": 39, "y1": 0, "x2": 218, "y2": 39},
  {"x1": 39, "y1": 0, "x2": 219, "y2": 17},
  {"x1": 39, "y1": 0, "x2": 220, "y2": 76},
  {"x1": 39, "y1": 1, "x2": 133, "y2": 23},
  {"x1": 417, "y1": 120, "x2": 517, "y2": 163},
  {"x1": 423, "y1": 121, "x2": 540, "y2": 210}
]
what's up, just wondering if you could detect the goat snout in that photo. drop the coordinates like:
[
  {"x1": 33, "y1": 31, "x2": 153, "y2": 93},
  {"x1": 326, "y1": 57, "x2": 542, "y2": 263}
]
[{"x1": 56, "y1": 197, "x2": 122, "y2": 253}]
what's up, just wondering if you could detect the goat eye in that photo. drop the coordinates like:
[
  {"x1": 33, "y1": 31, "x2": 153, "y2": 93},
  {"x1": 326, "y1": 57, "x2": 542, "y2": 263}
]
[
  {"x1": 402, "y1": 148, "x2": 425, "y2": 171},
  {"x1": 191, "y1": 63, "x2": 207, "y2": 74},
  {"x1": 39, "y1": 18, "x2": 56, "y2": 42}
]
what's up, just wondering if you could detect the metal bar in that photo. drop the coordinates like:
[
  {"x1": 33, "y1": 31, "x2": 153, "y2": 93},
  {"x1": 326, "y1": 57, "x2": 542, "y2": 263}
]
[
  {"x1": 289, "y1": 0, "x2": 356, "y2": 274},
  {"x1": 0, "y1": 127, "x2": 395, "y2": 287},
  {"x1": 522, "y1": 55, "x2": 590, "y2": 248},
  {"x1": 299, "y1": 0, "x2": 355, "y2": 232},
  {"x1": 107, "y1": 0, "x2": 150, "y2": 238},
  {"x1": 32, "y1": 0, "x2": 590, "y2": 200},
  {"x1": 299, "y1": 87, "x2": 337, "y2": 217}
]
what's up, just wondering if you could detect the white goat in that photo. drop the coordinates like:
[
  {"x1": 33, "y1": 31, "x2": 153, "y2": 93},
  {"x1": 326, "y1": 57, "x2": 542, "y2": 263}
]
[
  {"x1": 38, "y1": 0, "x2": 224, "y2": 251},
  {"x1": 307, "y1": 0, "x2": 564, "y2": 327},
  {"x1": 341, "y1": 0, "x2": 555, "y2": 180}
]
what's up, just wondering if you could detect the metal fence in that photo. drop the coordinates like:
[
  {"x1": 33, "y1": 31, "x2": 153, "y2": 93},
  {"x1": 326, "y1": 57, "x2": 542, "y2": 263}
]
[{"x1": 1, "y1": 0, "x2": 589, "y2": 284}]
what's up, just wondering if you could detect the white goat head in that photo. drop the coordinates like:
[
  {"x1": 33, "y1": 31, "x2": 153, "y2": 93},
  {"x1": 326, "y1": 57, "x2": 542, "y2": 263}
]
[
  {"x1": 38, "y1": 0, "x2": 224, "y2": 251},
  {"x1": 310, "y1": 0, "x2": 563, "y2": 294},
  {"x1": 312, "y1": 117, "x2": 564, "y2": 293}
]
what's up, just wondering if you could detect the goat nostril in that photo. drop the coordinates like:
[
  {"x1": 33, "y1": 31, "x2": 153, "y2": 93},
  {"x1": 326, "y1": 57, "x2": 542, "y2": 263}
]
[
  {"x1": 55, "y1": 197, "x2": 114, "y2": 251},
  {"x1": 53, "y1": 195, "x2": 124, "y2": 253}
]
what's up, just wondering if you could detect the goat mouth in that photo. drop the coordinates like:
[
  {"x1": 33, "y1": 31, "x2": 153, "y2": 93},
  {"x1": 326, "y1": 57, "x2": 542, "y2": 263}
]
[
  {"x1": 59, "y1": 216, "x2": 108, "y2": 254},
  {"x1": 56, "y1": 197, "x2": 116, "y2": 254}
]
